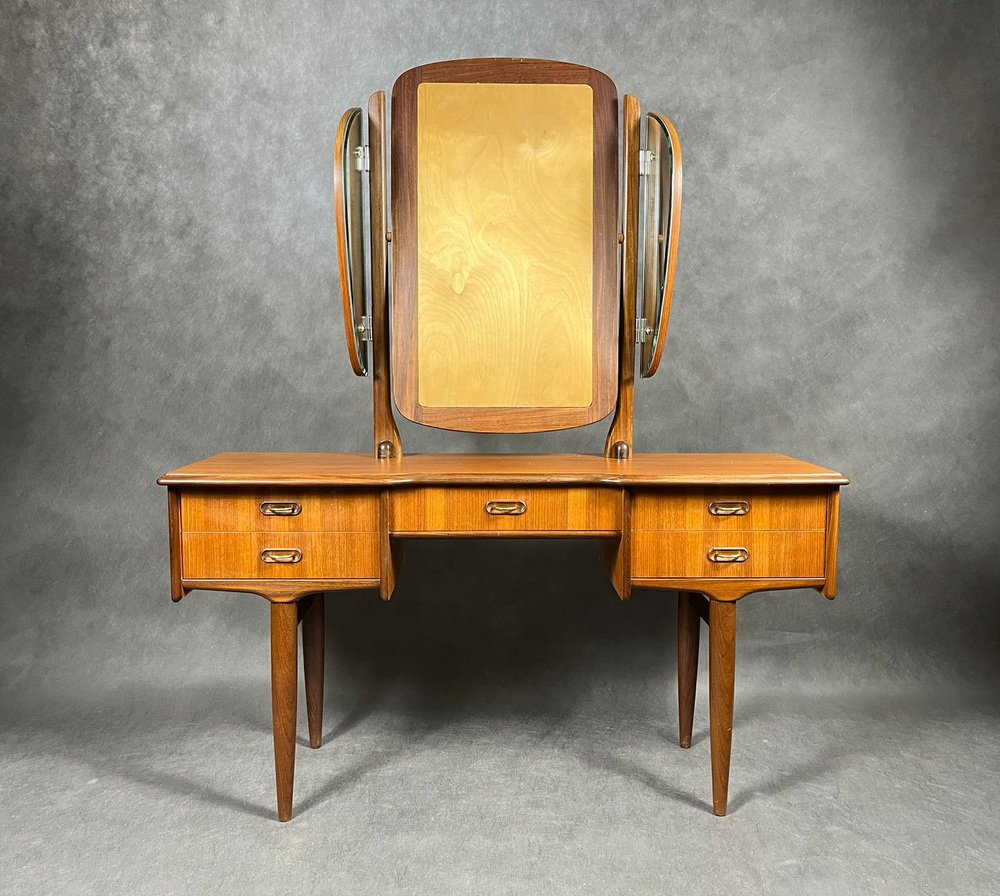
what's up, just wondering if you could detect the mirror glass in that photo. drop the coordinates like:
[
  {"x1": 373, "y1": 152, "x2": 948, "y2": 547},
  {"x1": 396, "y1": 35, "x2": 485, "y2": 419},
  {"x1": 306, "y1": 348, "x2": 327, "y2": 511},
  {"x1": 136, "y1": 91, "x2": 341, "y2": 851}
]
[{"x1": 415, "y1": 82, "x2": 595, "y2": 409}]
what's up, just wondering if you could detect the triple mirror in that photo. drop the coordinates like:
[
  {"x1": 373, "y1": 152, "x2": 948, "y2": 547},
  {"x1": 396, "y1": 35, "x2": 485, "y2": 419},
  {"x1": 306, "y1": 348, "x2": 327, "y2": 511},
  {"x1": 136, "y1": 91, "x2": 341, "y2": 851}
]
[{"x1": 333, "y1": 59, "x2": 681, "y2": 434}]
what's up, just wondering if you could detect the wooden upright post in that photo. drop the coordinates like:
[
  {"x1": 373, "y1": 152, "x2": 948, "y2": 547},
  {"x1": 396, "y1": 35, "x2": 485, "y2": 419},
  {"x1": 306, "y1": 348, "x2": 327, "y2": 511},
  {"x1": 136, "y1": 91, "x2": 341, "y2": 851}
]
[
  {"x1": 369, "y1": 90, "x2": 402, "y2": 459},
  {"x1": 604, "y1": 94, "x2": 640, "y2": 458}
]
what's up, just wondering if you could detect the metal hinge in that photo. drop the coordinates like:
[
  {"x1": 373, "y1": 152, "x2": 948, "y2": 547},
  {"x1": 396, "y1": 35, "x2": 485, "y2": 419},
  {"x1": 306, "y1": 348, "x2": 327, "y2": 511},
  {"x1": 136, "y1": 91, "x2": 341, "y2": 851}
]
[
  {"x1": 636, "y1": 317, "x2": 652, "y2": 343},
  {"x1": 639, "y1": 150, "x2": 654, "y2": 176},
  {"x1": 354, "y1": 145, "x2": 370, "y2": 172},
  {"x1": 357, "y1": 315, "x2": 373, "y2": 342}
]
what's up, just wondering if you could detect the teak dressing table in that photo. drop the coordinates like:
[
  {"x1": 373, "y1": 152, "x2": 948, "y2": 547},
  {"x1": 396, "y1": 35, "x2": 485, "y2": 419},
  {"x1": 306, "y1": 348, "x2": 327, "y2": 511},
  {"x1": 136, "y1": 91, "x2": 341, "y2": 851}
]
[{"x1": 158, "y1": 59, "x2": 846, "y2": 821}]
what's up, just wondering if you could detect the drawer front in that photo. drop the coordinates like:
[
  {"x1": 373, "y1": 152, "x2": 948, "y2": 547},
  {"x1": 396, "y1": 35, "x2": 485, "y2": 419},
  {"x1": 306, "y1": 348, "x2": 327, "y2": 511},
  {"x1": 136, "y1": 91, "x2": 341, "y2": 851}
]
[
  {"x1": 181, "y1": 489, "x2": 378, "y2": 533},
  {"x1": 389, "y1": 487, "x2": 622, "y2": 534},
  {"x1": 181, "y1": 532, "x2": 378, "y2": 580},
  {"x1": 633, "y1": 488, "x2": 827, "y2": 531},
  {"x1": 632, "y1": 531, "x2": 825, "y2": 578}
]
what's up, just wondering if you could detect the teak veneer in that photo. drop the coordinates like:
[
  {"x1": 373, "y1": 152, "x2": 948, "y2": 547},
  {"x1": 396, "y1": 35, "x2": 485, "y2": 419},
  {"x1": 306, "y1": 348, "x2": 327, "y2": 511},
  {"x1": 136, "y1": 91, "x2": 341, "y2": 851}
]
[
  {"x1": 160, "y1": 452, "x2": 846, "y2": 820},
  {"x1": 159, "y1": 58, "x2": 847, "y2": 822}
]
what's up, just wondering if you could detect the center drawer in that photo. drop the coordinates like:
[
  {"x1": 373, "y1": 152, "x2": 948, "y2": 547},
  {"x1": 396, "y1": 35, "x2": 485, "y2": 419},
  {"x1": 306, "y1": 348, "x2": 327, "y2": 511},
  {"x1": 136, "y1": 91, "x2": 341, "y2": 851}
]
[{"x1": 389, "y1": 486, "x2": 622, "y2": 535}]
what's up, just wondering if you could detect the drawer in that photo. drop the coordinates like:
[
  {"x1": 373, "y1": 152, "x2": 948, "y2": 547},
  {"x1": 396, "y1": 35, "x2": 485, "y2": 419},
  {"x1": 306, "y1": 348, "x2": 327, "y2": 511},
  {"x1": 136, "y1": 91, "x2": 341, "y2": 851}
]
[
  {"x1": 632, "y1": 488, "x2": 827, "y2": 531},
  {"x1": 181, "y1": 489, "x2": 378, "y2": 533},
  {"x1": 181, "y1": 532, "x2": 378, "y2": 580},
  {"x1": 389, "y1": 486, "x2": 622, "y2": 535},
  {"x1": 632, "y1": 530, "x2": 825, "y2": 579}
]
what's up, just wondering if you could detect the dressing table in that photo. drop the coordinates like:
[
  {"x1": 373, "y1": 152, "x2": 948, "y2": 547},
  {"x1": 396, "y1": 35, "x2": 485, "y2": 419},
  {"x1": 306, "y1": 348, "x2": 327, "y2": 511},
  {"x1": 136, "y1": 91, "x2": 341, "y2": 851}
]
[{"x1": 159, "y1": 58, "x2": 846, "y2": 821}]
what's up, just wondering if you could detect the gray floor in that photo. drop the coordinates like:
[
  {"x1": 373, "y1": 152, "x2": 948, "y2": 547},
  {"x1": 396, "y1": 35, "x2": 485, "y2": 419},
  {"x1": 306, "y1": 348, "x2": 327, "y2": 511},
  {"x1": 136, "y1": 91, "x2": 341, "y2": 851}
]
[{"x1": 3, "y1": 672, "x2": 998, "y2": 895}]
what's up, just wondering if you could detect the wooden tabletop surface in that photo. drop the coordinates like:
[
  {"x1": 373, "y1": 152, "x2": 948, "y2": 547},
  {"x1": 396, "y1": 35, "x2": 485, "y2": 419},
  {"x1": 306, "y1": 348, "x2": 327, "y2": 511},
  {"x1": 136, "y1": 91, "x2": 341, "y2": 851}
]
[{"x1": 159, "y1": 453, "x2": 848, "y2": 487}]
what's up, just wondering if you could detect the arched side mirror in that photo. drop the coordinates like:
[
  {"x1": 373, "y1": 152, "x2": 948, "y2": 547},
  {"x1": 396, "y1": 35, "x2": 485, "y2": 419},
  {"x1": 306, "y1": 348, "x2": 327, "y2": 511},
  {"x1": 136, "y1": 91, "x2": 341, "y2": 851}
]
[
  {"x1": 333, "y1": 106, "x2": 370, "y2": 377},
  {"x1": 638, "y1": 113, "x2": 682, "y2": 379}
]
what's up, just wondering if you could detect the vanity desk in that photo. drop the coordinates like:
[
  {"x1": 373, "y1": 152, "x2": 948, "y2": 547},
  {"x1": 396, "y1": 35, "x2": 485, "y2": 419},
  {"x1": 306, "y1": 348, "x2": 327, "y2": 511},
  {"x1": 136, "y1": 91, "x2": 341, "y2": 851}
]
[
  {"x1": 160, "y1": 452, "x2": 844, "y2": 820},
  {"x1": 159, "y1": 59, "x2": 846, "y2": 821}
]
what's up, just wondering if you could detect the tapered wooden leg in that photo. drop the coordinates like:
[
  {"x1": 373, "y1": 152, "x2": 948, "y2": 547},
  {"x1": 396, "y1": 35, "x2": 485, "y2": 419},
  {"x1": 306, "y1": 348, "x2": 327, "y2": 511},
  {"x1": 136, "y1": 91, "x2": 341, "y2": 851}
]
[
  {"x1": 301, "y1": 593, "x2": 325, "y2": 749},
  {"x1": 270, "y1": 601, "x2": 298, "y2": 822},
  {"x1": 708, "y1": 599, "x2": 737, "y2": 816},
  {"x1": 677, "y1": 591, "x2": 701, "y2": 749}
]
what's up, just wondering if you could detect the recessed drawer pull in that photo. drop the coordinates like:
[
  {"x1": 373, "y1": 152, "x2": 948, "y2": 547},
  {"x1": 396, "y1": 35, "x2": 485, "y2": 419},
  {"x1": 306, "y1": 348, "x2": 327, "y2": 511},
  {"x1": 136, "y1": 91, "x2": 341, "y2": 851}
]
[
  {"x1": 261, "y1": 549, "x2": 303, "y2": 564},
  {"x1": 485, "y1": 500, "x2": 527, "y2": 516},
  {"x1": 707, "y1": 548, "x2": 749, "y2": 563},
  {"x1": 708, "y1": 501, "x2": 750, "y2": 517},
  {"x1": 259, "y1": 501, "x2": 302, "y2": 517}
]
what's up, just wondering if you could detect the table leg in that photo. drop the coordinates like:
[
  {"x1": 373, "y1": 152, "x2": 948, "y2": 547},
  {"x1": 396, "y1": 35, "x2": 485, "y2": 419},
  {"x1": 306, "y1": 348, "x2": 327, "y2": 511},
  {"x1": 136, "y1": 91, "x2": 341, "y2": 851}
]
[
  {"x1": 709, "y1": 599, "x2": 737, "y2": 816},
  {"x1": 270, "y1": 601, "x2": 298, "y2": 822},
  {"x1": 301, "y1": 593, "x2": 325, "y2": 749},
  {"x1": 677, "y1": 591, "x2": 701, "y2": 749}
]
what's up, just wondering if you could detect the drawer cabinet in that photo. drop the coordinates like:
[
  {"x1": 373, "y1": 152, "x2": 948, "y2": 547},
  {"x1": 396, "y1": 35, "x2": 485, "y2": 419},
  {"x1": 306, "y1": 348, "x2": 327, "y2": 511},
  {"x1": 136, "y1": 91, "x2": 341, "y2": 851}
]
[
  {"x1": 631, "y1": 487, "x2": 831, "y2": 581},
  {"x1": 177, "y1": 487, "x2": 379, "y2": 582},
  {"x1": 389, "y1": 486, "x2": 622, "y2": 535}
]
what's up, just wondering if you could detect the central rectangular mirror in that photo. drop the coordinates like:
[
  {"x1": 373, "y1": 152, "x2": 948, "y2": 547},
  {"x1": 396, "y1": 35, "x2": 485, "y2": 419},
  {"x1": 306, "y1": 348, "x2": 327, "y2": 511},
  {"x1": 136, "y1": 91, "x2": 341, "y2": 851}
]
[
  {"x1": 391, "y1": 59, "x2": 619, "y2": 433},
  {"x1": 416, "y1": 82, "x2": 595, "y2": 409}
]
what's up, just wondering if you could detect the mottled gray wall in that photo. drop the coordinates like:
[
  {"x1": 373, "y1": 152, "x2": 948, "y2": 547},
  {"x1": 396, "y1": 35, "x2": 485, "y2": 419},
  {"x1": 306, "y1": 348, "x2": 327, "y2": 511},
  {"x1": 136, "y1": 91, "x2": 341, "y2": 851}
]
[{"x1": 2, "y1": 0, "x2": 998, "y2": 708}]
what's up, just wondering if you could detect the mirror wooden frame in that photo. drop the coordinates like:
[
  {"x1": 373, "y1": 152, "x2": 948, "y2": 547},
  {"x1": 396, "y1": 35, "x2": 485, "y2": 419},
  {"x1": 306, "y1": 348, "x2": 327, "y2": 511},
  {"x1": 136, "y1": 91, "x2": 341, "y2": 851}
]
[{"x1": 390, "y1": 58, "x2": 620, "y2": 433}]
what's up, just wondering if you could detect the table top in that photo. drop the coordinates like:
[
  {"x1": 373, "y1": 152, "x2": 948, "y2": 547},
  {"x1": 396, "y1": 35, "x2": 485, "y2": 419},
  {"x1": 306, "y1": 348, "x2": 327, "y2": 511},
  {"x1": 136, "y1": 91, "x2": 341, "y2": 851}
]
[{"x1": 159, "y1": 453, "x2": 848, "y2": 488}]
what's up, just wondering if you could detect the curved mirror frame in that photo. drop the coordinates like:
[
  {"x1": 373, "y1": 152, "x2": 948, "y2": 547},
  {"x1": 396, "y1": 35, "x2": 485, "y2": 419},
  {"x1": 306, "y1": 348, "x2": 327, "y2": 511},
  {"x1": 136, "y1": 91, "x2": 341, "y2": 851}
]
[
  {"x1": 389, "y1": 58, "x2": 620, "y2": 433},
  {"x1": 639, "y1": 113, "x2": 682, "y2": 378},
  {"x1": 333, "y1": 107, "x2": 369, "y2": 376}
]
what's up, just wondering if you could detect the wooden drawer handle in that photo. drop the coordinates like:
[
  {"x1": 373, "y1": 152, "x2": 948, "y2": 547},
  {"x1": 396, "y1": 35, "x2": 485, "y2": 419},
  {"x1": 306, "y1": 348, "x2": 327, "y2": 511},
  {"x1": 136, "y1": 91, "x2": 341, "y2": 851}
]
[
  {"x1": 709, "y1": 501, "x2": 750, "y2": 517},
  {"x1": 707, "y1": 548, "x2": 749, "y2": 563},
  {"x1": 260, "y1": 501, "x2": 302, "y2": 517},
  {"x1": 261, "y1": 549, "x2": 303, "y2": 564},
  {"x1": 485, "y1": 500, "x2": 527, "y2": 516}
]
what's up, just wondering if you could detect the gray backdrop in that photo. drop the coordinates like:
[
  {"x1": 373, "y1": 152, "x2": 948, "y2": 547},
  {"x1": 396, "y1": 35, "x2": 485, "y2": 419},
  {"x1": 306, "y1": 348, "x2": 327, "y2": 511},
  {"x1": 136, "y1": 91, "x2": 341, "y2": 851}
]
[{"x1": 2, "y1": 1, "x2": 999, "y2": 893}]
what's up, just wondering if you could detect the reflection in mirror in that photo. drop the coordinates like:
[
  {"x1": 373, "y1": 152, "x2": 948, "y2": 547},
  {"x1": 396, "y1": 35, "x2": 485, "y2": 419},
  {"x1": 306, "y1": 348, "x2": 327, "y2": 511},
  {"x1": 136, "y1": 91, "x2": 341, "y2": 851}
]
[
  {"x1": 416, "y1": 82, "x2": 595, "y2": 410},
  {"x1": 334, "y1": 107, "x2": 369, "y2": 376},
  {"x1": 639, "y1": 113, "x2": 682, "y2": 378}
]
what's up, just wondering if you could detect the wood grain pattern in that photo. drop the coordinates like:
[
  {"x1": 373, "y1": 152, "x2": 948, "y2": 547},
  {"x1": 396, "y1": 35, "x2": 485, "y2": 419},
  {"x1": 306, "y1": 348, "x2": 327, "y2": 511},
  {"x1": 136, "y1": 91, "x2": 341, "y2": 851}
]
[
  {"x1": 379, "y1": 490, "x2": 404, "y2": 600},
  {"x1": 416, "y1": 82, "x2": 594, "y2": 410},
  {"x1": 631, "y1": 530, "x2": 825, "y2": 579},
  {"x1": 709, "y1": 599, "x2": 736, "y2": 816},
  {"x1": 604, "y1": 94, "x2": 641, "y2": 456},
  {"x1": 368, "y1": 90, "x2": 403, "y2": 457},
  {"x1": 270, "y1": 601, "x2": 298, "y2": 821},
  {"x1": 599, "y1": 490, "x2": 632, "y2": 598},
  {"x1": 389, "y1": 486, "x2": 621, "y2": 535},
  {"x1": 300, "y1": 594, "x2": 325, "y2": 749},
  {"x1": 179, "y1": 579, "x2": 379, "y2": 601},
  {"x1": 181, "y1": 532, "x2": 378, "y2": 580},
  {"x1": 630, "y1": 577, "x2": 826, "y2": 602},
  {"x1": 180, "y1": 489, "x2": 377, "y2": 533},
  {"x1": 677, "y1": 590, "x2": 701, "y2": 749},
  {"x1": 632, "y1": 488, "x2": 827, "y2": 531},
  {"x1": 167, "y1": 487, "x2": 185, "y2": 602},
  {"x1": 822, "y1": 488, "x2": 841, "y2": 599},
  {"x1": 159, "y1": 453, "x2": 849, "y2": 487},
  {"x1": 391, "y1": 58, "x2": 619, "y2": 432}
]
